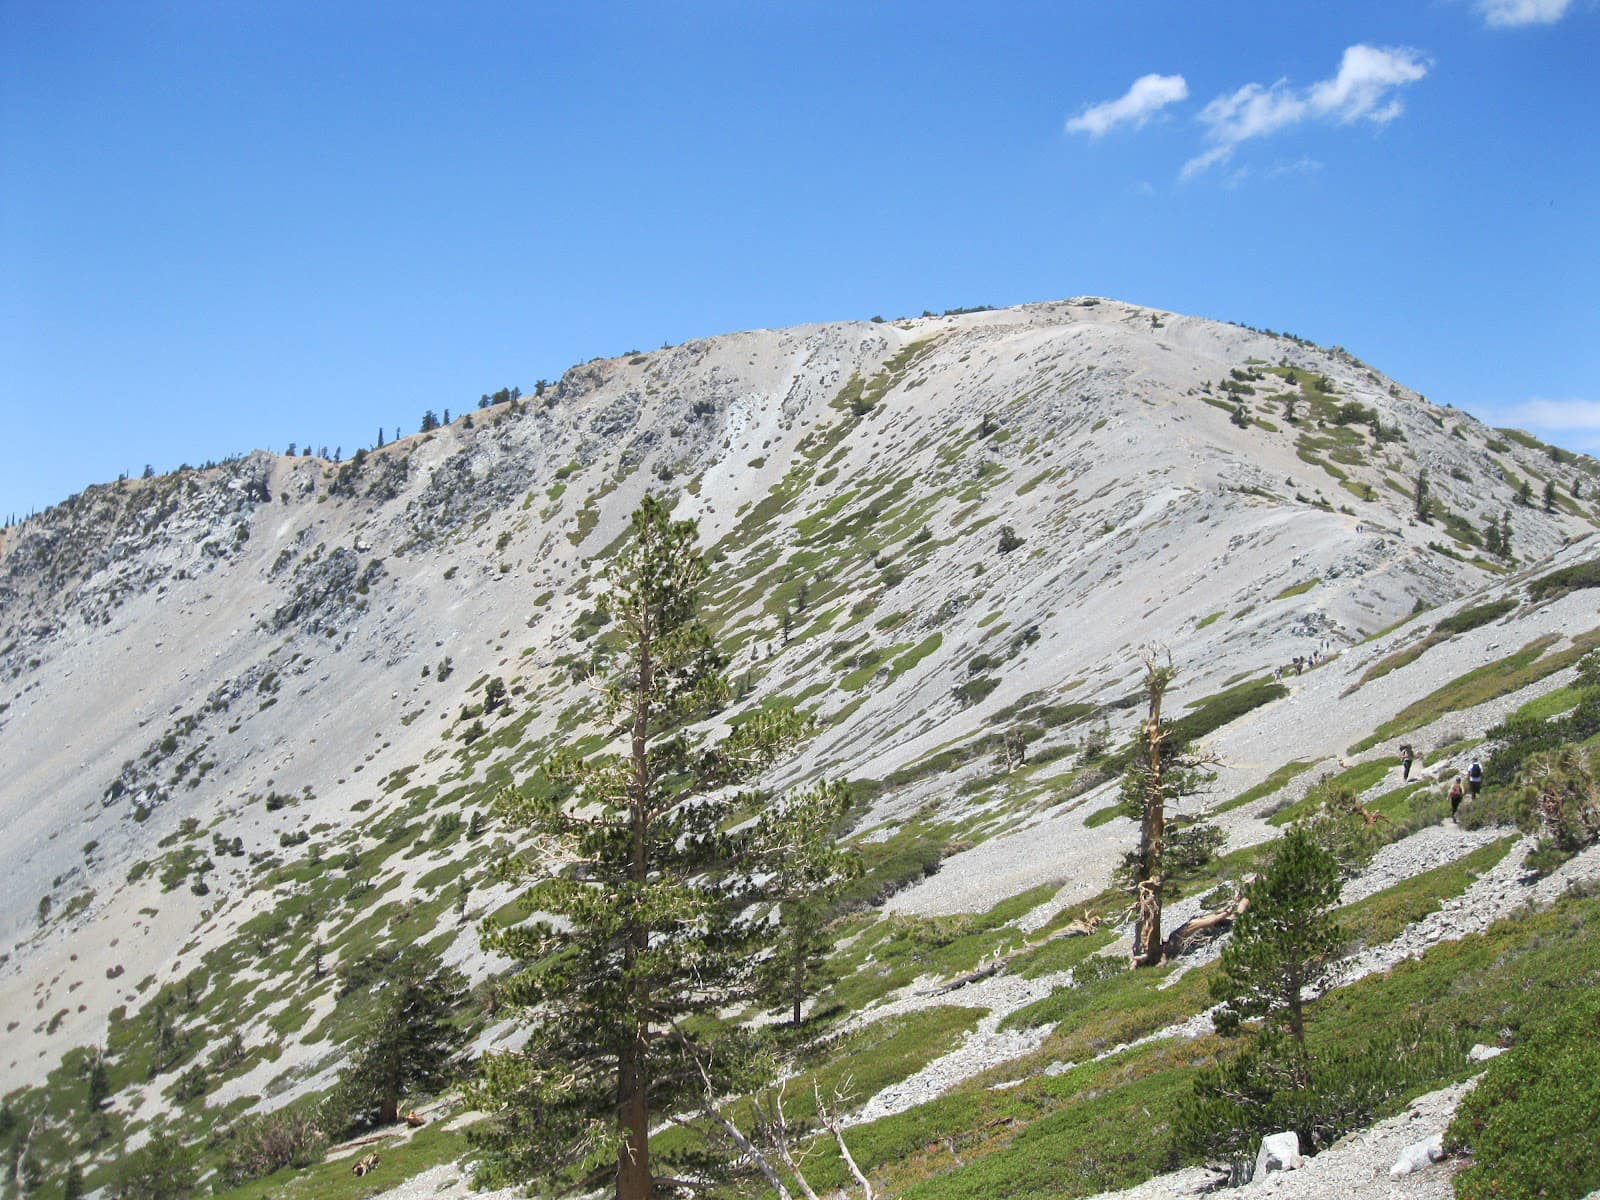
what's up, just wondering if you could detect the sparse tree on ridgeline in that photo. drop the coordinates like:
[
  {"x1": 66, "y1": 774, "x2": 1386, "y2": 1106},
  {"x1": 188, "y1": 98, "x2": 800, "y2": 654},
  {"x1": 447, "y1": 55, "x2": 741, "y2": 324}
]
[{"x1": 1414, "y1": 469, "x2": 1432, "y2": 523}]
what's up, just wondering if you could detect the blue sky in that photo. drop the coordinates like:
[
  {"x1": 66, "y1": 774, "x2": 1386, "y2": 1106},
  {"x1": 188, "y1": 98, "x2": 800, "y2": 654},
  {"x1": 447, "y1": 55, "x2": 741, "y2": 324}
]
[{"x1": 2, "y1": 0, "x2": 1596, "y2": 518}]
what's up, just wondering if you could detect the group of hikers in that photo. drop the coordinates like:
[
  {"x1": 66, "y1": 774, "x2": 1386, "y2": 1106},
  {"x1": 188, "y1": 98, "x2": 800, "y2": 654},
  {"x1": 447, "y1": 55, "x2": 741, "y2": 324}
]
[
  {"x1": 1398, "y1": 744, "x2": 1483, "y2": 821},
  {"x1": 1273, "y1": 650, "x2": 1324, "y2": 681}
]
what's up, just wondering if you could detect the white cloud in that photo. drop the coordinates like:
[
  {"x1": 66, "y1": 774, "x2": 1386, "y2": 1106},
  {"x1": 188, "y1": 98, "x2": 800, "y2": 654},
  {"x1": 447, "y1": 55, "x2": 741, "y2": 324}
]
[
  {"x1": 1184, "y1": 45, "x2": 1428, "y2": 179},
  {"x1": 1066, "y1": 73, "x2": 1189, "y2": 137},
  {"x1": 1180, "y1": 144, "x2": 1235, "y2": 180},
  {"x1": 1499, "y1": 397, "x2": 1600, "y2": 430},
  {"x1": 1198, "y1": 81, "x2": 1308, "y2": 144},
  {"x1": 1476, "y1": 0, "x2": 1571, "y2": 27},
  {"x1": 1307, "y1": 44, "x2": 1429, "y2": 123},
  {"x1": 1267, "y1": 155, "x2": 1326, "y2": 177}
]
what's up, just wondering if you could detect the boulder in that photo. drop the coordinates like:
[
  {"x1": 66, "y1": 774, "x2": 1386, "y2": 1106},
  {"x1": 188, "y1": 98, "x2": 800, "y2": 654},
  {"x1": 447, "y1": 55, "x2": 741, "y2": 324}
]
[
  {"x1": 1255, "y1": 1131, "x2": 1303, "y2": 1180},
  {"x1": 1468, "y1": 1043, "x2": 1506, "y2": 1062},
  {"x1": 1390, "y1": 1131, "x2": 1445, "y2": 1176}
]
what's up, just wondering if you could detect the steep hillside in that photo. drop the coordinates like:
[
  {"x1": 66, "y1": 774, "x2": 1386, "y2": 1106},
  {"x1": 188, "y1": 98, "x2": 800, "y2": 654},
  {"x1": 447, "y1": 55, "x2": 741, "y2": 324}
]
[{"x1": 2, "y1": 298, "x2": 1598, "y2": 1197}]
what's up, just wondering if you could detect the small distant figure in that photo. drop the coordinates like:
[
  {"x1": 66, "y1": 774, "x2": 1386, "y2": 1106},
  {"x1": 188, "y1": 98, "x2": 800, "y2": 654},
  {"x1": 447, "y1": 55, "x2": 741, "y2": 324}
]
[
  {"x1": 1450, "y1": 776, "x2": 1465, "y2": 822},
  {"x1": 1399, "y1": 744, "x2": 1414, "y2": 782},
  {"x1": 1467, "y1": 759, "x2": 1484, "y2": 800}
]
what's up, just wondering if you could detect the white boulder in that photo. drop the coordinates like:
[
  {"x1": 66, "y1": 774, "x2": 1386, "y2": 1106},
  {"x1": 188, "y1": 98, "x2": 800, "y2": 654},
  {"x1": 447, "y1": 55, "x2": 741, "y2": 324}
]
[
  {"x1": 1255, "y1": 1131, "x2": 1304, "y2": 1181},
  {"x1": 1390, "y1": 1131, "x2": 1446, "y2": 1176}
]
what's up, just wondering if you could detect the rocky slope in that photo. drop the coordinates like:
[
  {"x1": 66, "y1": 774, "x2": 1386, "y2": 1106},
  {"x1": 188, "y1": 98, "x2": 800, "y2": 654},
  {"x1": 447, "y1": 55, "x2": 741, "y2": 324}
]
[{"x1": 2, "y1": 298, "x2": 1597, "y2": 1195}]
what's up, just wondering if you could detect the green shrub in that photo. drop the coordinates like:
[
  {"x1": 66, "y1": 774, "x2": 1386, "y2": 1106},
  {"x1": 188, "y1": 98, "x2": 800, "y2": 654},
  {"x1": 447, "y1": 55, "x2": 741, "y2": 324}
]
[
  {"x1": 1167, "y1": 679, "x2": 1288, "y2": 748},
  {"x1": 219, "y1": 1108, "x2": 331, "y2": 1186},
  {"x1": 1434, "y1": 598, "x2": 1517, "y2": 637},
  {"x1": 952, "y1": 676, "x2": 1000, "y2": 708},
  {"x1": 1447, "y1": 990, "x2": 1600, "y2": 1200},
  {"x1": 1527, "y1": 560, "x2": 1600, "y2": 601},
  {"x1": 1176, "y1": 1020, "x2": 1472, "y2": 1181}
]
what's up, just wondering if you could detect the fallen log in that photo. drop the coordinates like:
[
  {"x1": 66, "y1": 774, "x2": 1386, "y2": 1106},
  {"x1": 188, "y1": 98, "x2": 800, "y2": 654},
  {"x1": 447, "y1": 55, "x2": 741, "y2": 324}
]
[{"x1": 1160, "y1": 893, "x2": 1249, "y2": 962}]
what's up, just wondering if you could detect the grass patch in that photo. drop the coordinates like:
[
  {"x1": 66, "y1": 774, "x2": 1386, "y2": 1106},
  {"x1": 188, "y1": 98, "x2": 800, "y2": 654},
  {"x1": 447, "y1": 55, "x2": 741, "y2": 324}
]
[
  {"x1": 890, "y1": 633, "x2": 944, "y2": 679},
  {"x1": 1273, "y1": 578, "x2": 1320, "y2": 600},
  {"x1": 1338, "y1": 836, "x2": 1515, "y2": 950},
  {"x1": 1434, "y1": 598, "x2": 1518, "y2": 636},
  {"x1": 1266, "y1": 757, "x2": 1402, "y2": 825},
  {"x1": 209, "y1": 1121, "x2": 470, "y2": 1200},
  {"x1": 1348, "y1": 634, "x2": 1569, "y2": 752},
  {"x1": 1163, "y1": 677, "x2": 1287, "y2": 750},
  {"x1": 1213, "y1": 759, "x2": 1319, "y2": 815},
  {"x1": 1082, "y1": 803, "x2": 1121, "y2": 829}
]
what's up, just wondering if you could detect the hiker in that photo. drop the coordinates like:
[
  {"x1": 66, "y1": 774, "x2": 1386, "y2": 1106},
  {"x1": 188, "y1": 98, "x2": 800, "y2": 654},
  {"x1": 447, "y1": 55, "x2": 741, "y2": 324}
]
[
  {"x1": 1450, "y1": 776, "x2": 1465, "y2": 822},
  {"x1": 1467, "y1": 759, "x2": 1484, "y2": 801},
  {"x1": 1399, "y1": 744, "x2": 1414, "y2": 782}
]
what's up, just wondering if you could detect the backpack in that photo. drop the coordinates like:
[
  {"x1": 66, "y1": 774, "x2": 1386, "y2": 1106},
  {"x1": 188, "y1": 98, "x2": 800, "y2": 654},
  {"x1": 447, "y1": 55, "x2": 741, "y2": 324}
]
[{"x1": 1468, "y1": 763, "x2": 1483, "y2": 783}]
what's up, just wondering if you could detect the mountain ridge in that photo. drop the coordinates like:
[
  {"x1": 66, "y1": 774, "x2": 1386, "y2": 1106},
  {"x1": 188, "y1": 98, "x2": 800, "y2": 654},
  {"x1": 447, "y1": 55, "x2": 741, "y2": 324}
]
[{"x1": 2, "y1": 297, "x2": 1598, "y2": 1196}]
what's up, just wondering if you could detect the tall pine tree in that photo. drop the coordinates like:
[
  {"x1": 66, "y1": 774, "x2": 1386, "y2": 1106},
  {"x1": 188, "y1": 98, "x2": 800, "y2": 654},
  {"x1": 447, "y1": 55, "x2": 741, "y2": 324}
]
[
  {"x1": 469, "y1": 496, "x2": 845, "y2": 1200},
  {"x1": 1211, "y1": 824, "x2": 1344, "y2": 1050},
  {"x1": 326, "y1": 948, "x2": 469, "y2": 1129}
]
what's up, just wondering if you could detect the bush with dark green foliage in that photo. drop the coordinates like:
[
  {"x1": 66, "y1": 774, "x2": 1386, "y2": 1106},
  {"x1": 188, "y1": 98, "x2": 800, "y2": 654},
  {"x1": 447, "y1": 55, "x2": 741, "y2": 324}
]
[
  {"x1": 1434, "y1": 598, "x2": 1517, "y2": 637},
  {"x1": 952, "y1": 675, "x2": 1000, "y2": 707},
  {"x1": 1527, "y1": 559, "x2": 1600, "y2": 601},
  {"x1": 1501, "y1": 744, "x2": 1600, "y2": 875},
  {"x1": 1177, "y1": 1020, "x2": 1472, "y2": 1182},
  {"x1": 1447, "y1": 989, "x2": 1600, "y2": 1200},
  {"x1": 1471, "y1": 651, "x2": 1600, "y2": 791},
  {"x1": 324, "y1": 947, "x2": 470, "y2": 1131},
  {"x1": 220, "y1": 1107, "x2": 329, "y2": 1187},
  {"x1": 114, "y1": 1130, "x2": 198, "y2": 1200}
]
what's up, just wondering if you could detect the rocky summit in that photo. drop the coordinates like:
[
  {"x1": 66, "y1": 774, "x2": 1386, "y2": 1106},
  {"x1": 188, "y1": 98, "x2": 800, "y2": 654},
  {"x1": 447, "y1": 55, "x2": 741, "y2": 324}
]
[{"x1": 3, "y1": 298, "x2": 1599, "y2": 1198}]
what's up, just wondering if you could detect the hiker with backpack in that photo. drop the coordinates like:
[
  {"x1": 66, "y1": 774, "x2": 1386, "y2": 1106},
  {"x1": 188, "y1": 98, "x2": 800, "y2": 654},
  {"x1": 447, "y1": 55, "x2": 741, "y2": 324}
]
[
  {"x1": 1399, "y1": 744, "x2": 1414, "y2": 782},
  {"x1": 1450, "y1": 776, "x2": 1465, "y2": 822},
  {"x1": 1467, "y1": 759, "x2": 1484, "y2": 801}
]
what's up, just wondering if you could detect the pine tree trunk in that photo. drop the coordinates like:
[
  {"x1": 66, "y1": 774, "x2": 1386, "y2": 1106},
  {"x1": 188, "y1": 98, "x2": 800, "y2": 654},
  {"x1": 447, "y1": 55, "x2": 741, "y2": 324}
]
[
  {"x1": 382, "y1": 1047, "x2": 401, "y2": 1125},
  {"x1": 617, "y1": 633, "x2": 654, "y2": 1200},
  {"x1": 1133, "y1": 679, "x2": 1167, "y2": 967},
  {"x1": 791, "y1": 933, "x2": 804, "y2": 1028},
  {"x1": 617, "y1": 1032, "x2": 651, "y2": 1200}
]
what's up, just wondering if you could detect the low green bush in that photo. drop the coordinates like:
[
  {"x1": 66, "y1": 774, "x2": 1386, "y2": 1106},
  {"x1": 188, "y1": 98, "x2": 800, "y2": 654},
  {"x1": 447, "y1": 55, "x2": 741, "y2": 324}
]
[
  {"x1": 1434, "y1": 598, "x2": 1517, "y2": 637},
  {"x1": 1526, "y1": 559, "x2": 1600, "y2": 601},
  {"x1": 1176, "y1": 1020, "x2": 1471, "y2": 1182},
  {"x1": 1447, "y1": 989, "x2": 1600, "y2": 1200}
]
